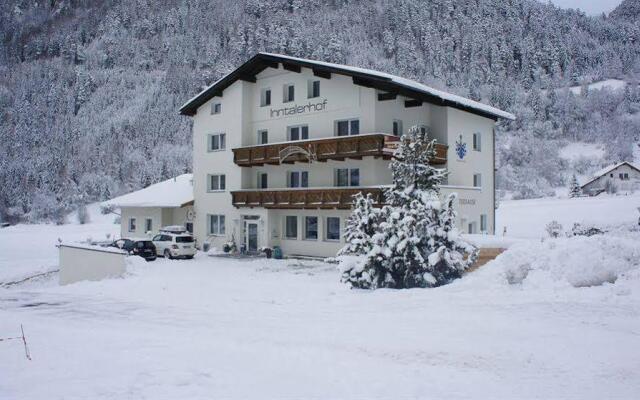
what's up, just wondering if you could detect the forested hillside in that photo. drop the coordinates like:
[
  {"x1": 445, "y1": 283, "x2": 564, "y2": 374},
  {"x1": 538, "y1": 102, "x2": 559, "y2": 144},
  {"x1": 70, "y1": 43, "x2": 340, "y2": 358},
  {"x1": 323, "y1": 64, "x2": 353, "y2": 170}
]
[{"x1": 1, "y1": 0, "x2": 640, "y2": 222}]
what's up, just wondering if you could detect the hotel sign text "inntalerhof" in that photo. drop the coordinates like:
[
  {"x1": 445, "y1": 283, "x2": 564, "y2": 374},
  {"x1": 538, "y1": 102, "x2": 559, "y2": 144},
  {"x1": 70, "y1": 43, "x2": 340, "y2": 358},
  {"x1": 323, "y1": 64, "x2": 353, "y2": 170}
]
[{"x1": 270, "y1": 99, "x2": 328, "y2": 118}]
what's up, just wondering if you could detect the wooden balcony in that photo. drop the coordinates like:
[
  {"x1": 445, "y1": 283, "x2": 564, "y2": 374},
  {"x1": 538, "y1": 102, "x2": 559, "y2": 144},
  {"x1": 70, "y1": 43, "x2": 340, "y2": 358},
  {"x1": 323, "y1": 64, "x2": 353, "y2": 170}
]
[
  {"x1": 231, "y1": 187, "x2": 386, "y2": 209},
  {"x1": 232, "y1": 134, "x2": 447, "y2": 167}
]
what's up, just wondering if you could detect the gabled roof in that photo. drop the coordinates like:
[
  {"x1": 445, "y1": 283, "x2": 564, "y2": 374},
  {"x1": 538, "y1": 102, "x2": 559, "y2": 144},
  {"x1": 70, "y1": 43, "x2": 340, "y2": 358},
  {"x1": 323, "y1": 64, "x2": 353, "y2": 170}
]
[
  {"x1": 103, "y1": 174, "x2": 194, "y2": 208},
  {"x1": 179, "y1": 53, "x2": 516, "y2": 121},
  {"x1": 581, "y1": 161, "x2": 640, "y2": 188}
]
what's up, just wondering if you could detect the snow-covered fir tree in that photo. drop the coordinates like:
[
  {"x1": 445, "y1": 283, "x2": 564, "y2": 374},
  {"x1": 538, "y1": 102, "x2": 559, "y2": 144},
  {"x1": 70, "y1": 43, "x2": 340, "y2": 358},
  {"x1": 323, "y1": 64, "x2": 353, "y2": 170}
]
[
  {"x1": 341, "y1": 126, "x2": 478, "y2": 289},
  {"x1": 568, "y1": 174, "x2": 582, "y2": 198},
  {"x1": 338, "y1": 192, "x2": 380, "y2": 256}
]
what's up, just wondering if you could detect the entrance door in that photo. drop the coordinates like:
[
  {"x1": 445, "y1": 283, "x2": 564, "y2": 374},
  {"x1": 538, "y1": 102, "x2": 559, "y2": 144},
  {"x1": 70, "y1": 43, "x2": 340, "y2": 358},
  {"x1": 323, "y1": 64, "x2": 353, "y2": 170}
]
[{"x1": 246, "y1": 222, "x2": 259, "y2": 253}]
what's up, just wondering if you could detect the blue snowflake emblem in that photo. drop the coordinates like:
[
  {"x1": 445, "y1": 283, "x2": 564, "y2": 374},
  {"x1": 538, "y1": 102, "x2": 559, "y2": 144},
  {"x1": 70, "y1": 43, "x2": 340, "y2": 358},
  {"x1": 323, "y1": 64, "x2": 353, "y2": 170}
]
[{"x1": 455, "y1": 134, "x2": 467, "y2": 160}]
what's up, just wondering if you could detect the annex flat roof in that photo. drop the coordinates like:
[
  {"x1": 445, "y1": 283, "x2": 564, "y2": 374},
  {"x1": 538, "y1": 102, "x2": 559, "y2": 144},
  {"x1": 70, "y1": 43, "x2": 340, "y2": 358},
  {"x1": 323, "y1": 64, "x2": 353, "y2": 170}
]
[
  {"x1": 103, "y1": 174, "x2": 194, "y2": 208},
  {"x1": 179, "y1": 53, "x2": 516, "y2": 121}
]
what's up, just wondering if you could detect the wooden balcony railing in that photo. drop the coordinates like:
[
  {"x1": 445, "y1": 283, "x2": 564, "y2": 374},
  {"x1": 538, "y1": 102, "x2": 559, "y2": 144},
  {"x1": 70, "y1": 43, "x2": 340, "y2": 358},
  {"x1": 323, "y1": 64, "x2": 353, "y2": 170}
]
[
  {"x1": 231, "y1": 187, "x2": 386, "y2": 209},
  {"x1": 232, "y1": 134, "x2": 447, "y2": 167}
]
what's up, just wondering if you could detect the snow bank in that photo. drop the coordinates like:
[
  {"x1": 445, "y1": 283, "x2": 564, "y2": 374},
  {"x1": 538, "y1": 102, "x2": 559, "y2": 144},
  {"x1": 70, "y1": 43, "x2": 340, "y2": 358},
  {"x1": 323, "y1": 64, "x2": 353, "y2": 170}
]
[{"x1": 476, "y1": 232, "x2": 640, "y2": 289}]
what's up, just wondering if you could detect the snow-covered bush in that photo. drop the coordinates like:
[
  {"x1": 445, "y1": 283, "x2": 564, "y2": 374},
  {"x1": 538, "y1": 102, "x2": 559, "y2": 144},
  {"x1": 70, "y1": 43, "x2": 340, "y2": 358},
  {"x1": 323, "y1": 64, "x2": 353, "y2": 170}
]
[
  {"x1": 567, "y1": 222, "x2": 604, "y2": 237},
  {"x1": 340, "y1": 127, "x2": 477, "y2": 289},
  {"x1": 545, "y1": 220, "x2": 563, "y2": 238}
]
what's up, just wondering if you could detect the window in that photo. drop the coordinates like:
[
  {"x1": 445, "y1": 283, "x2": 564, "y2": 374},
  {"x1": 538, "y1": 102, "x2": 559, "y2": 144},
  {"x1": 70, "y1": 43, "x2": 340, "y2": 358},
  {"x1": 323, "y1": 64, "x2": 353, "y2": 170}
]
[
  {"x1": 308, "y1": 80, "x2": 320, "y2": 98},
  {"x1": 185, "y1": 222, "x2": 193, "y2": 233},
  {"x1": 128, "y1": 218, "x2": 136, "y2": 232},
  {"x1": 288, "y1": 171, "x2": 309, "y2": 188},
  {"x1": 480, "y1": 214, "x2": 488, "y2": 233},
  {"x1": 283, "y1": 84, "x2": 295, "y2": 103},
  {"x1": 326, "y1": 217, "x2": 341, "y2": 241},
  {"x1": 468, "y1": 222, "x2": 477, "y2": 234},
  {"x1": 258, "y1": 130, "x2": 268, "y2": 144},
  {"x1": 610, "y1": 173, "x2": 614, "y2": 178},
  {"x1": 418, "y1": 125, "x2": 429, "y2": 135},
  {"x1": 620, "y1": 173, "x2": 629, "y2": 180},
  {"x1": 208, "y1": 214, "x2": 225, "y2": 235},
  {"x1": 473, "y1": 173, "x2": 482, "y2": 188},
  {"x1": 336, "y1": 119, "x2": 360, "y2": 136},
  {"x1": 208, "y1": 174, "x2": 226, "y2": 191},
  {"x1": 287, "y1": 125, "x2": 309, "y2": 141},
  {"x1": 335, "y1": 168, "x2": 359, "y2": 187},
  {"x1": 473, "y1": 132, "x2": 482, "y2": 151},
  {"x1": 304, "y1": 216, "x2": 318, "y2": 240},
  {"x1": 145, "y1": 218, "x2": 153, "y2": 233},
  {"x1": 258, "y1": 172, "x2": 268, "y2": 189},
  {"x1": 210, "y1": 102, "x2": 221, "y2": 115},
  {"x1": 285, "y1": 216, "x2": 298, "y2": 239},
  {"x1": 260, "y1": 88, "x2": 271, "y2": 107},
  {"x1": 208, "y1": 133, "x2": 226, "y2": 151},
  {"x1": 393, "y1": 120, "x2": 403, "y2": 136}
]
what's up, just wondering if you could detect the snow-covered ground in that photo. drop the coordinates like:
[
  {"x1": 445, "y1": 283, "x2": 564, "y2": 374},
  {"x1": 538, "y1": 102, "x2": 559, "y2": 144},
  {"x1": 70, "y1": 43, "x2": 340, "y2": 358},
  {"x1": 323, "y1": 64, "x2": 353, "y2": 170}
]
[
  {"x1": 1, "y1": 197, "x2": 640, "y2": 399},
  {"x1": 497, "y1": 192, "x2": 640, "y2": 239}
]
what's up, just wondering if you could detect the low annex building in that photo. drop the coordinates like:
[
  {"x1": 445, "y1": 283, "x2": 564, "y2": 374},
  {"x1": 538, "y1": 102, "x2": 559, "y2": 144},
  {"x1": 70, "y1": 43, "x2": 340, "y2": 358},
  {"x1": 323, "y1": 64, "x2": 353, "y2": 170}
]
[
  {"x1": 103, "y1": 174, "x2": 195, "y2": 237},
  {"x1": 581, "y1": 161, "x2": 640, "y2": 195},
  {"x1": 180, "y1": 53, "x2": 515, "y2": 258}
]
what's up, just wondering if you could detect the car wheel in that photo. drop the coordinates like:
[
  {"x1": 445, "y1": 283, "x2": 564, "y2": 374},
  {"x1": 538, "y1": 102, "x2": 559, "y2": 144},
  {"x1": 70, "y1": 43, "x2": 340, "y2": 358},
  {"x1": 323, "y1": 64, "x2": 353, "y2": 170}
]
[
  {"x1": 186, "y1": 255, "x2": 194, "y2": 260},
  {"x1": 164, "y1": 249, "x2": 172, "y2": 259}
]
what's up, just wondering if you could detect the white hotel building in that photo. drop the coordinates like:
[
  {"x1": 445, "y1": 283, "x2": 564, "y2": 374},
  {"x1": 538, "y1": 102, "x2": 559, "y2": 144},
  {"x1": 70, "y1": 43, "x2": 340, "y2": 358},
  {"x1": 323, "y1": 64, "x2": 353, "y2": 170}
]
[{"x1": 180, "y1": 53, "x2": 515, "y2": 258}]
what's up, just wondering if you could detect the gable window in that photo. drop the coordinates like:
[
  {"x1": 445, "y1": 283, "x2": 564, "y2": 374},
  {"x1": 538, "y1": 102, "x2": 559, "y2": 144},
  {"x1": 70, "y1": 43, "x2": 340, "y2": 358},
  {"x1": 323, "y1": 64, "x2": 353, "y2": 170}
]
[
  {"x1": 128, "y1": 218, "x2": 136, "y2": 232},
  {"x1": 208, "y1": 214, "x2": 225, "y2": 235},
  {"x1": 208, "y1": 174, "x2": 226, "y2": 191},
  {"x1": 473, "y1": 173, "x2": 482, "y2": 188},
  {"x1": 258, "y1": 130, "x2": 268, "y2": 145},
  {"x1": 308, "y1": 80, "x2": 320, "y2": 98},
  {"x1": 285, "y1": 216, "x2": 298, "y2": 239},
  {"x1": 393, "y1": 120, "x2": 403, "y2": 136},
  {"x1": 335, "y1": 168, "x2": 359, "y2": 187},
  {"x1": 287, "y1": 125, "x2": 309, "y2": 141},
  {"x1": 145, "y1": 218, "x2": 153, "y2": 233},
  {"x1": 480, "y1": 214, "x2": 488, "y2": 233},
  {"x1": 304, "y1": 216, "x2": 318, "y2": 240},
  {"x1": 473, "y1": 132, "x2": 482, "y2": 151},
  {"x1": 260, "y1": 88, "x2": 271, "y2": 107},
  {"x1": 207, "y1": 133, "x2": 226, "y2": 152},
  {"x1": 325, "y1": 217, "x2": 341, "y2": 241},
  {"x1": 283, "y1": 84, "x2": 295, "y2": 103},
  {"x1": 620, "y1": 173, "x2": 629, "y2": 180},
  {"x1": 211, "y1": 102, "x2": 222, "y2": 115},
  {"x1": 336, "y1": 119, "x2": 360, "y2": 136},
  {"x1": 288, "y1": 171, "x2": 309, "y2": 188},
  {"x1": 258, "y1": 172, "x2": 268, "y2": 189}
]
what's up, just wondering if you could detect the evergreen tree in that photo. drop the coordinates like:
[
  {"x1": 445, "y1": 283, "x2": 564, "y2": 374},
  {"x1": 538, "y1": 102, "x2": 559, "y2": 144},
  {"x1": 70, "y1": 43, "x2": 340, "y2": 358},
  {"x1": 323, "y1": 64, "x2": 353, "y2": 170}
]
[
  {"x1": 338, "y1": 192, "x2": 380, "y2": 256},
  {"x1": 341, "y1": 126, "x2": 477, "y2": 289},
  {"x1": 568, "y1": 174, "x2": 582, "y2": 198}
]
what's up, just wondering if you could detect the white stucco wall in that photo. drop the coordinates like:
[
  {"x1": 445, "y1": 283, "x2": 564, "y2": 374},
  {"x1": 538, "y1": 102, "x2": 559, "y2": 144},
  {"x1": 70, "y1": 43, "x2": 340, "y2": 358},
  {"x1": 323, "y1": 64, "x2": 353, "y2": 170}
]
[
  {"x1": 59, "y1": 245, "x2": 127, "y2": 285},
  {"x1": 120, "y1": 206, "x2": 193, "y2": 238}
]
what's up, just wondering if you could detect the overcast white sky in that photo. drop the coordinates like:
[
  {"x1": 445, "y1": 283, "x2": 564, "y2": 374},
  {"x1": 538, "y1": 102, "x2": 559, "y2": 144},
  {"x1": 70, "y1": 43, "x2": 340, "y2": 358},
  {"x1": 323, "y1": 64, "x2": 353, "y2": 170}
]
[{"x1": 544, "y1": 0, "x2": 622, "y2": 15}]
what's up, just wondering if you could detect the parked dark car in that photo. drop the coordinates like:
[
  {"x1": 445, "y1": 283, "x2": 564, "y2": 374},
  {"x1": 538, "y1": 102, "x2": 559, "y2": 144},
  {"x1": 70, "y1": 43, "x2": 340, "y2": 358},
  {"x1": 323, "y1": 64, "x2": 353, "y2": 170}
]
[{"x1": 110, "y1": 238, "x2": 157, "y2": 261}]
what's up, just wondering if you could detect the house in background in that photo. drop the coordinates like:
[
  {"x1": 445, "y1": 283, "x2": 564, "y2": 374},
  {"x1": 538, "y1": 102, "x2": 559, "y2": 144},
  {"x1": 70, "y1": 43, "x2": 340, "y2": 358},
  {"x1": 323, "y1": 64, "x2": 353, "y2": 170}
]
[
  {"x1": 581, "y1": 162, "x2": 640, "y2": 196},
  {"x1": 179, "y1": 53, "x2": 515, "y2": 257},
  {"x1": 103, "y1": 174, "x2": 195, "y2": 237}
]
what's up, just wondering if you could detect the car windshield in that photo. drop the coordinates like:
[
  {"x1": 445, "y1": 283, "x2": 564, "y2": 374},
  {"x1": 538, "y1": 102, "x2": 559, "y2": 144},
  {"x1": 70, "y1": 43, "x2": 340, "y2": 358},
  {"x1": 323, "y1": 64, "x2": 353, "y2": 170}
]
[{"x1": 175, "y1": 236, "x2": 194, "y2": 243}]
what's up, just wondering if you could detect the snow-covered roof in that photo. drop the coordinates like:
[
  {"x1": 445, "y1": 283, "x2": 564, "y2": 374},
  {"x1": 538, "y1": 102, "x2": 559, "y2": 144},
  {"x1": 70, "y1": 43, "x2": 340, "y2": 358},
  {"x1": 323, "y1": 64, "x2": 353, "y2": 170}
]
[
  {"x1": 581, "y1": 162, "x2": 640, "y2": 188},
  {"x1": 103, "y1": 174, "x2": 194, "y2": 208},
  {"x1": 180, "y1": 53, "x2": 515, "y2": 121}
]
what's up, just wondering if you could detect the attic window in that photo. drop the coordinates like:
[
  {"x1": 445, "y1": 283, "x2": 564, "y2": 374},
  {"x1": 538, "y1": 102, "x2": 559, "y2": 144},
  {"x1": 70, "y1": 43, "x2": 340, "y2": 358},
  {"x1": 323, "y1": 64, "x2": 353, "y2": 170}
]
[{"x1": 211, "y1": 102, "x2": 221, "y2": 115}]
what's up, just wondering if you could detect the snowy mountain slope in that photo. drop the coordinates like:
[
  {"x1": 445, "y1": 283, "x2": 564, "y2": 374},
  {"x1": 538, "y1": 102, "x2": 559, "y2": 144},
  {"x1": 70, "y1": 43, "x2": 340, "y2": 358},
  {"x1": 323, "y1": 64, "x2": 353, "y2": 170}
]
[
  {"x1": 1, "y1": 0, "x2": 640, "y2": 221},
  {"x1": 568, "y1": 78, "x2": 628, "y2": 94}
]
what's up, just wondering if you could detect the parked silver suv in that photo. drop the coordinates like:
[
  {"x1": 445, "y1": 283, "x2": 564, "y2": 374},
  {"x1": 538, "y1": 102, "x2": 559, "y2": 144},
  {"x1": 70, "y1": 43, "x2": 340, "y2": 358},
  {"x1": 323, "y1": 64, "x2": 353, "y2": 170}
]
[{"x1": 152, "y1": 226, "x2": 196, "y2": 259}]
